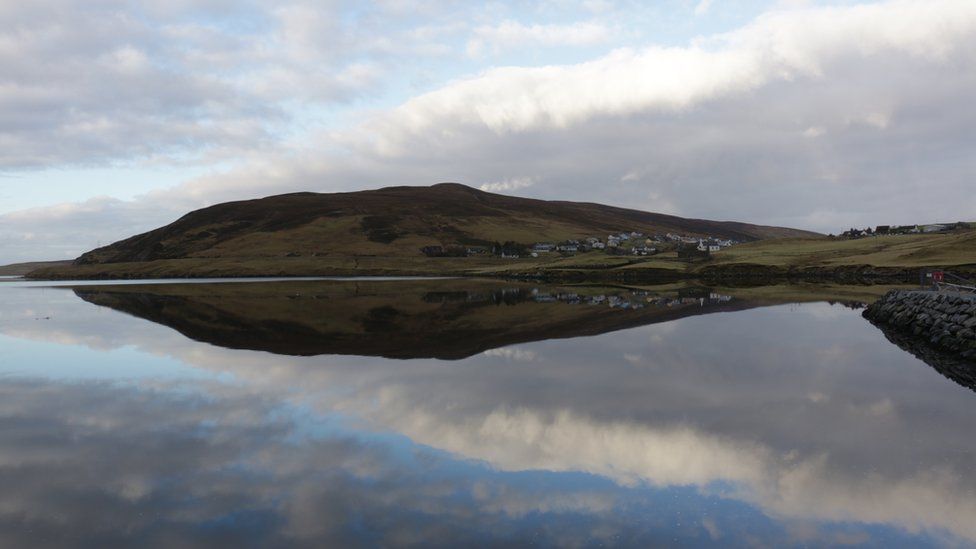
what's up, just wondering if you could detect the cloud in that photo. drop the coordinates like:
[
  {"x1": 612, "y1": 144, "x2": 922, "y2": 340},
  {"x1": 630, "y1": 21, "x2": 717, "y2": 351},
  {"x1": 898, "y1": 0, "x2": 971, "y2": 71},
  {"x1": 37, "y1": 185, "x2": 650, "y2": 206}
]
[
  {"x1": 3, "y1": 0, "x2": 976, "y2": 263},
  {"x1": 478, "y1": 176, "x2": 537, "y2": 193},
  {"x1": 0, "y1": 196, "x2": 178, "y2": 262},
  {"x1": 0, "y1": 0, "x2": 469, "y2": 171}
]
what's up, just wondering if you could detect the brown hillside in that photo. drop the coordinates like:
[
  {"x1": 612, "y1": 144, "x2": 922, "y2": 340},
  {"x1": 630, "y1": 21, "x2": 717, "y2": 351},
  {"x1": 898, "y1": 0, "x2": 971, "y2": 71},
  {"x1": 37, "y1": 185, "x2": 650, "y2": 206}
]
[{"x1": 75, "y1": 183, "x2": 819, "y2": 265}]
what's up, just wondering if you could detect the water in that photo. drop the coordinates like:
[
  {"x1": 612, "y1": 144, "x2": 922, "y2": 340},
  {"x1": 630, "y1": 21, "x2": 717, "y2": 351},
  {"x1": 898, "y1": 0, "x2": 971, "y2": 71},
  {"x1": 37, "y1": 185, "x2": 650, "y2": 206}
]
[{"x1": 0, "y1": 278, "x2": 973, "y2": 547}]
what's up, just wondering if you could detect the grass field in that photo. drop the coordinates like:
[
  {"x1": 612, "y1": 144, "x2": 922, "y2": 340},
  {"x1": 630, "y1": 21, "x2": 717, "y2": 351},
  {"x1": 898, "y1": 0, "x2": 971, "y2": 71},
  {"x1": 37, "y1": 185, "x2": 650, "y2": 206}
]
[
  {"x1": 704, "y1": 231, "x2": 976, "y2": 268},
  {"x1": 0, "y1": 260, "x2": 72, "y2": 276}
]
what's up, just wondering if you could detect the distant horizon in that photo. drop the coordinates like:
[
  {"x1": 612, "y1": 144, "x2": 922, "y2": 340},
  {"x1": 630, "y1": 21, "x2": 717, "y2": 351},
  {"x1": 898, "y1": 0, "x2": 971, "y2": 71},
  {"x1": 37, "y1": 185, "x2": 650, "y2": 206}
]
[{"x1": 1, "y1": 0, "x2": 975, "y2": 264}]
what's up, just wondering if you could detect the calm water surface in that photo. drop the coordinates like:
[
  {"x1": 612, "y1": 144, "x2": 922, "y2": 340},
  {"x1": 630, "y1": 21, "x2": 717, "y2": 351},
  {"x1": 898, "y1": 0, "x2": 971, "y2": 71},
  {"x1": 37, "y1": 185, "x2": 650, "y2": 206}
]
[{"x1": 0, "y1": 278, "x2": 973, "y2": 547}]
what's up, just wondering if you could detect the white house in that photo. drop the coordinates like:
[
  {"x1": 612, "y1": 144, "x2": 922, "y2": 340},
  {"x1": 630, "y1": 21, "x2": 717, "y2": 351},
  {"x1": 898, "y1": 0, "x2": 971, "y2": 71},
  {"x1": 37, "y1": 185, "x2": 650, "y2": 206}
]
[{"x1": 697, "y1": 239, "x2": 721, "y2": 252}]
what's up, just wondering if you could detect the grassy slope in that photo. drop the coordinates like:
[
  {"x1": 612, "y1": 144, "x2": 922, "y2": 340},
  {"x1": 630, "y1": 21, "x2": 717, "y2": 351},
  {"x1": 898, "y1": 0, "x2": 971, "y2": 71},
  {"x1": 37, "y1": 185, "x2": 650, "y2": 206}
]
[
  {"x1": 703, "y1": 231, "x2": 976, "y2": 269},
  {"x1": 0, "y1": 260, "x2": 72, "y2": 276},
  {"x1": 69, "y1": 183, "x2": 817, "y2": 265}
]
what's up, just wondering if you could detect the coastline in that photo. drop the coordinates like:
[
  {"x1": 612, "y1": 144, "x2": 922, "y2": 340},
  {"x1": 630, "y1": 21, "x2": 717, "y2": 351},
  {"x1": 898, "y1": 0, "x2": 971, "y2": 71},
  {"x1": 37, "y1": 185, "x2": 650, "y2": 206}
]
[{"x1": 23, "y1": 257, "x2": 970, "y2": 286}]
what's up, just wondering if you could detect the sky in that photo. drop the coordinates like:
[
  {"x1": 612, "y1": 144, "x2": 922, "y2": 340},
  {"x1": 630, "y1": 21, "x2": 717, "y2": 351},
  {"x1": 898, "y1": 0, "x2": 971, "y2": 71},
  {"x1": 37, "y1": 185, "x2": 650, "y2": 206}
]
[{"x1": 0, "y1": 0, "x2": 974, "y2": 263}]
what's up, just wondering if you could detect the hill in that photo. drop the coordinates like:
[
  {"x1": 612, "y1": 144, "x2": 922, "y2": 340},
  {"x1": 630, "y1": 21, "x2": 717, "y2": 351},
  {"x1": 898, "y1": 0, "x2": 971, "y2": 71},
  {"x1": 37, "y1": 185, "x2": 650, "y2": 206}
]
[{"x1": 71, "y1": 183, "x2": 818, "y2": 266}]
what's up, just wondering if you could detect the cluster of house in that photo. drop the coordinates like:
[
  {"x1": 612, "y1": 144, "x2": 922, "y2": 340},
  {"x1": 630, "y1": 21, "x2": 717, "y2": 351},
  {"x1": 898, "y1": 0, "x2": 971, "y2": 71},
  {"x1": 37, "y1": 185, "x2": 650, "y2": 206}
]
[
  {"x1": 529, "y1": 288, "x2": 733, "y2": 309},
  {"x1": 838, "y1": 222, "x2": 971, "y2": 239},
  {"x1": 528, "y1": 232, "x2": 736, "y2": 258}
]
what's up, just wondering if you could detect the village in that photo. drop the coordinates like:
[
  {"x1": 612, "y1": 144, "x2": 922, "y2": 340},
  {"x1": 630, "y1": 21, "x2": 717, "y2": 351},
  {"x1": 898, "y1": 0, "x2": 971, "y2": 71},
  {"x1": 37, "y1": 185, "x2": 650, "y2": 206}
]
[
  {"x1": 422, "y1": 231, "x2": 739, "y2": 259},
  {"x1": 836, "y1": 222, "x2": 971, "y2": 239}
]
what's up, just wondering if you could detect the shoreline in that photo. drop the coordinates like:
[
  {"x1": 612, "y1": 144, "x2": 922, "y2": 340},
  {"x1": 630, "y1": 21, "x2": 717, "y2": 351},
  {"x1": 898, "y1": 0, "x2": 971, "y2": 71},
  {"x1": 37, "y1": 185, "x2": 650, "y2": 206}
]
[{"x1": 23, "y1": 260, "x2": 966, "y2": 286}]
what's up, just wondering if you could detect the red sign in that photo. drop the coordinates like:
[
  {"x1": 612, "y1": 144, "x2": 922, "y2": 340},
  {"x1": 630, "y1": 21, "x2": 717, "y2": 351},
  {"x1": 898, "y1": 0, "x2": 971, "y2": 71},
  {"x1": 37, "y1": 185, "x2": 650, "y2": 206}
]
[{"x1": 932, "y1": 271, "x2": 944, "y2": 282}]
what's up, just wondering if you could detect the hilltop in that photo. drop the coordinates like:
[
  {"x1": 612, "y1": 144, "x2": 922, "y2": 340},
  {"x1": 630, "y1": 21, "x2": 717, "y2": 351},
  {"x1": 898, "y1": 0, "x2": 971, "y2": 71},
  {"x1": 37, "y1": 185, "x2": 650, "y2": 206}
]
[{"x1": 30, "y1": 183, "x2": 814, "y2": 278}]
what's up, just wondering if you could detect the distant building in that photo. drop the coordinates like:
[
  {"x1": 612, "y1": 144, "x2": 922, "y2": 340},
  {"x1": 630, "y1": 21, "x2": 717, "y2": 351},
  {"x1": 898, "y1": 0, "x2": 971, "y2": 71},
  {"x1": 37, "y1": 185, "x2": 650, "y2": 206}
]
[{"x1": 697, "y1": 239, "x2": 721, "y2": 252}]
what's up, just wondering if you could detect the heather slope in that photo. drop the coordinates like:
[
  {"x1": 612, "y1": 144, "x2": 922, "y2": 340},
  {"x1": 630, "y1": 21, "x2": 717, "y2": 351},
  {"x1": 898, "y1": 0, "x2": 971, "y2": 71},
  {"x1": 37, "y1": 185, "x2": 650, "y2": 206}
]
[{"x1": 72, "y1": 183, "x2": 818, "y2": 266}]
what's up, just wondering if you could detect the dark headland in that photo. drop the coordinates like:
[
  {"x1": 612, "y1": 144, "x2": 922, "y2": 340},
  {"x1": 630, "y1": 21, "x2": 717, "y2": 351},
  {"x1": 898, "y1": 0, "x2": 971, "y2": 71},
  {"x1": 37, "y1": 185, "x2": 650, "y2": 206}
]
[{"x1": 22, "y1": 183, "x2": 976, "y2": 283}]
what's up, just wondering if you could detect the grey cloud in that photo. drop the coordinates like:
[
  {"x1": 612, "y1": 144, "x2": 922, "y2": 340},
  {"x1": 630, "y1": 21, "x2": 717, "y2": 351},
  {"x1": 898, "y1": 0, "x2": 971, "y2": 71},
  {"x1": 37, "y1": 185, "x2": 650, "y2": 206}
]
[
  {"x1": 0, "y1": 196, "x2": 180, "y2": 263},
  {"x1": 0, "y1": 0, "x2": 472, "y2": 172}
]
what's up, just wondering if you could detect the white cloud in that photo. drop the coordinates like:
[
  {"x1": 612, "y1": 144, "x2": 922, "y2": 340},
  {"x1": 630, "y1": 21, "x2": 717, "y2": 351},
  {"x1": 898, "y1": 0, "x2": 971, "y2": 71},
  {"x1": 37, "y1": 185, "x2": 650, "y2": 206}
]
[{"x1": 478, "y1": 176, "x2": 537, "y2": 193}]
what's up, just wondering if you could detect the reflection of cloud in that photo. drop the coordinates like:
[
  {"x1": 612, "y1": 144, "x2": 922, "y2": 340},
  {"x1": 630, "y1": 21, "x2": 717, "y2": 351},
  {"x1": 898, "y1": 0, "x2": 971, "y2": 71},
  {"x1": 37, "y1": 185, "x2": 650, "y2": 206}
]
[
  {"x1": 367, "y1": 403, "x2": 976, "y2": 542},
  {"x1": 0, "y1": 378, "x2": 657, "y2": 547},
  {"x1": 483, "y1": 347, "x2": 538, "y2": 362},
  {"x1": 3, "y1": 288, "x2": 976, "y2": 544}
]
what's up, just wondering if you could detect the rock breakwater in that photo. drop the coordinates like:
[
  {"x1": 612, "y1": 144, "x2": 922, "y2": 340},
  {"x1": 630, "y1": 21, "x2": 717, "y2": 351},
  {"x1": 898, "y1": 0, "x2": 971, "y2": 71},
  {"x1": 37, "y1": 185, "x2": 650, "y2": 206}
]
[{"x1": 863, "y1": 290, "x2": 976, "y2": 359}]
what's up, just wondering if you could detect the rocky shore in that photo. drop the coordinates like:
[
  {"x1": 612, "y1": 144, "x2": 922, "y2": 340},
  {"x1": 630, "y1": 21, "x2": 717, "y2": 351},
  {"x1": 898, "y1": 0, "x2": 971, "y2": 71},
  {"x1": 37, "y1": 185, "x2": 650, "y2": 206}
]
[{"x1": 863, "y1": 289, "x2": 976, "y2": 359}]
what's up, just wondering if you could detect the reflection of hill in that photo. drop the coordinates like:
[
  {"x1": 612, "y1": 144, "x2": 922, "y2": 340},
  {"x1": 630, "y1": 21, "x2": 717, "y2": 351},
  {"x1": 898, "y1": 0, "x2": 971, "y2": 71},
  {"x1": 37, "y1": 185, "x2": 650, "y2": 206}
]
[
  {"x1": 74, "y1": 279, "x2": 757, "y2": 360},
  {"x1": 866, "y1": 320, "x2": 976, "y2": 393}
]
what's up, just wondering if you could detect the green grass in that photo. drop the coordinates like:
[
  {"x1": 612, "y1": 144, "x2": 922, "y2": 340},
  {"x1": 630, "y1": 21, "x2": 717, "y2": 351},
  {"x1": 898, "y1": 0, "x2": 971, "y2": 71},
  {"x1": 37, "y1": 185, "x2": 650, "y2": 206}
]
[
  {"x1": 0, "y1": 260, "x2": 72, "y2": 276},
  {"x1": 703, "y1": 231, "x2": 976, "y2": 268}
]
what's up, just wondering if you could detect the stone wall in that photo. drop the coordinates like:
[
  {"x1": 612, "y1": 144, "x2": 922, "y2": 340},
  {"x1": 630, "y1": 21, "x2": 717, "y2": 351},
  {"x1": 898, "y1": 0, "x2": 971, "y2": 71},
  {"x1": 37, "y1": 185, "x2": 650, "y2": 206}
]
[{"x1": 863, "y1": 290, "x2": 976, "y2": 359}]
